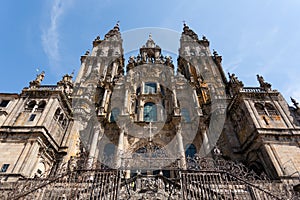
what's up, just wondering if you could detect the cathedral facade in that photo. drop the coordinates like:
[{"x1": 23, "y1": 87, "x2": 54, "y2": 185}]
[{"x1": 0, "y1": 23, "x2": 300, "y2": 199}]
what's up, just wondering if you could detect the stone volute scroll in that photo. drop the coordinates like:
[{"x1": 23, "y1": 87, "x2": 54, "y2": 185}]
[{"x1": 29, "y1": 71, "x2": 45, "y2": 88}]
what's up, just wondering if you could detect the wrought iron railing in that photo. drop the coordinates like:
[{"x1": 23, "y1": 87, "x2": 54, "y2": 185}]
[{"x1": 0, "y1": 156, "x2": 299, "y2": 199}]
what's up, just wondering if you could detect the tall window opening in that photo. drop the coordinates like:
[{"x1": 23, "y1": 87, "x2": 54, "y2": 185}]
[
  {"x1": 144, "y1": 102, "x2": 157, "y2": 122},
  {"x1": 27, "y1": 100, "x2": 36, "y2": 111},
  {"x1": 37, "y1": 100, "x2": 46, "y2": 111},
  {"x1": 185, "y1": 144, "x2": 196, "y2": 158},
  {"x1": 110, "y1": 108, "x2": 120, "y2": 122},
  {"x1": 254, "y1": 103, "x2": 266, "y2": 115},
  {"x1": 265, "y1": 103, "x2": 278, "y2": 116}
]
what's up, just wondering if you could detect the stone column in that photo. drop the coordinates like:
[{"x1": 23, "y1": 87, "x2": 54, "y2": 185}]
[
  {"x1": 123, "y1": 89, "x2": 129, "y2": 114},
  {"x1": 176, "y1": 125, "x2": 186, "y2": 169},
  {"x1": 141, "y1": 82, "x2": 145, "y2": 94},
  {"x1": 37, "y1": 98, "x2": 54, "y2": 126},
  {"x1": 138, "y1": 102, "x2": 144, "y2": 122},
  {"x1": 193, "y1": 88, "x2": 200, "y2": 107},
  {"x1": 200, "y1": 128, "x2": 210, "y2": 156},
  {"x1": 99, "y1": 88, "x2": 108, "y2": 115},
  {"x1": 87, "y1": 128, "x2": 100, "y2": 169},
  {"x1": 5, "y1": 98, "x2": 25, "y2": 126},
  {"x1": 115, "y1": 127, "x2": 124, "y2": 169},
  {"x1": 12, "y1": 142, "x2": 31, "y2": 173},
  {"x1": 173, "y1": 88, "x2": 180, "y2": 115}
]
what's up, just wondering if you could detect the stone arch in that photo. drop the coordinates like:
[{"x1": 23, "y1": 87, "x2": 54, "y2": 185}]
[
  {"x1": 254, "y1": 102, "x2": 266, "y2": 115},
  {"x1": 265, "y1": 103, "x2": 278, "y2": 116},
  {"x1": 27, "y1": 100, "x2": 37, "y2": 111},
  {"x1": 54, "y1": 108, "x2": 61, "y2": 119},
  {"x1": 37, "y1": 100, "x2": 46, "y2": 111}
]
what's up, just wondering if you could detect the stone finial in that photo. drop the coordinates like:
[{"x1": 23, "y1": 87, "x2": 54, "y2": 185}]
[
  {"x1": 228, "y1": 72, "x2": 244, "y2": 95},
  {"x1": 213, "y1": 49, "x2": 218, "y2": 56},
  {"x1": 29, "y1": 71, "x2": 45, "y2": 88},
  {"x1": 145, "y1": 33, "x2": 156, "y2": 48},
  {"x1": 182, "y1": 23, "x2": 199, "y2": 40},
  {"x1": 257, "y1": 74, "x2": 272, "y2": 90},
  {"x1": 104, "y1": 22, "x2": 121, "y2": 40},
  {"x1": 228, "y1": 73, "x2": 243, "y2": 86},
  {"x1": 57, "y1": 73, "x2": 74, "y2": 96},
  {"x1": 291, "y1": 97, "x2": 299, "y2": 109}
]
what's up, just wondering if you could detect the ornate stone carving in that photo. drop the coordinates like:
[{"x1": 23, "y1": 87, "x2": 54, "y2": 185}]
[
  {"x1": 29, "y1": 71, "x2": 45, "y2": 88},
  {"x1": 228, "y1": 72, "x2": 244, "y2": 96},
  {"x1": 257, "y1": 74, "x2": 272, "y2": 90}
]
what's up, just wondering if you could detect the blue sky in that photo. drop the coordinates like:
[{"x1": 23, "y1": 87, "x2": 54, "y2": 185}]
[{"x1": 0, "y1": 0, "x2": 299, "y2": 103}]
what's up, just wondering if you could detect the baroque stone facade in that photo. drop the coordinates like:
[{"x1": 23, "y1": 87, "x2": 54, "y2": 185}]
[{"x1": 0, "y1": 23, "x2": 300, "y2": 199}]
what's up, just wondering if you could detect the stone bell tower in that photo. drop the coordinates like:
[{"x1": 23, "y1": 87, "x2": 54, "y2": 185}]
[
  {"x1": 0, "y1": 71, "x2": 73, "y2": 180},
  {"x1": 221, "y1": 72, "x2": 300, "y2": 181}
]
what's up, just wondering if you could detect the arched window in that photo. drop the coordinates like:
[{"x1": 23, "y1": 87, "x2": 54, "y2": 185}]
[
  {"x1": 27, "y1": 100, "x2": 36, "y2": 111},
  {"x1": 62, "y1": 118, "x2": 68, "y2": 129},
  {"x1": 59, "y1": 113, "x2": 64, "y2": 122},
  {"x1": 54, "y1": 108, "x2": 61, "y2": 119},
  {"x1": 254, "y1": 103, "x2": 266, "y2": 115},
  {"x1": 265, "y1": 103, "x2": 278, "y2": 116},
  {"x1": 144, "y1": 82, "x2": 157, "y2": 94},
  {"x1": 110, "y1": 108, "x2": 120, "y2": 122},
  {"x1": 37, "y1": 100, "x2": 46, "y2": 111},
  {"x1": 181, "y1": 108, "x2": 191, "y2": 122},
  {"x1": 185, "y1": 144, "x2": 196, "y2": 158},
  {"x1": 144, "y1": 102, "x2": 157, "y2": 122}
]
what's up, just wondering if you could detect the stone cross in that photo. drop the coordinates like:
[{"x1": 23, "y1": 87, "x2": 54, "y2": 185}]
[{"x1": 144, "y1": 122, "x2": 157, "y2": 142}]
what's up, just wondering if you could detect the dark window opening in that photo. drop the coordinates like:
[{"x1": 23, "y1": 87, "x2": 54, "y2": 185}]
[
  {"x1": 110, "y1": 108, "x2": 120, "y2": 122},
  {"x1": 54, "y1": 108, "x2": 61, "y2": 119},
  {"x1": 29, "y1": 114, "x2": 36, "y2": 121},
  {"x1": 255, "y1": 103, "x2": 266, "y2": 115},
  {"x1": 265, "y1": 103, "x2": 278, "y2": 116},
  {"x1": 263, "y1": 116, "x2": 269, "y2": 125},
  {"x1": 0, "y1": 100, "x2": 10, "y2": 107},
  {"x1": 37, "y1": 101, "x2": 46, "y2": 110},
  {"x1": 27, "y1": 100, "x2": 36, "y2": 110},
  {"x1": 1, "y1": 164, "x2": 9, "y2": 172},
  {"x1": 185, "y1": 144, "x2": 197, "y2": 158},
  {"x1": 136, "y1": 87, "x2": 141, "y2": 95}
]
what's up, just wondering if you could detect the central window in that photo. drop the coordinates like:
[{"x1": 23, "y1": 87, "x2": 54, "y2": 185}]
[
  {"x1": 144, "y1": 102, "x2": 157, "y2": 122},
  {"x1": 144, "y1": 82, "x2": 157, "y2": 94}
]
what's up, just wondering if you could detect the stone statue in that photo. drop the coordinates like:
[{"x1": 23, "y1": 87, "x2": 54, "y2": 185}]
[
  {"x1": 291, "y1": 97, "x2": 299, "y2": 110},
  {"x1": 228, "y1": 72, "x2": 244, "y2": 95},
  {"x1": 257, "y1": 74, "x2": 272, "y2": 90},
  {"x1": 228, "y1": 73, "x2": 243, "y2": 87}
]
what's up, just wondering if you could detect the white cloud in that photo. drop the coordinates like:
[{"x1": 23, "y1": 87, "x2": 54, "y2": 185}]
[{"x1": 41, "y1": 0, "x2": 72, "y2": 73}]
